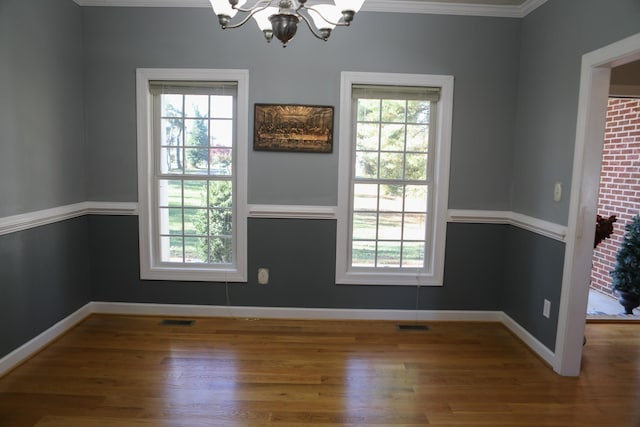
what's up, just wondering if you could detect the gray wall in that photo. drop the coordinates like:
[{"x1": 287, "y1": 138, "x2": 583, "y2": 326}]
[
  {"x1": 0, "y1": 0, "x2": 90, "y2": 360},
  {"x1": 502, "y1": 228, "x2": 564, "y2": 351},
  {"x1": 90, "y1": 216, "x2": 505, "y2": 312},
  {"x1": 83, "y1": 7, "x2": 519, "y2": 209},
  {"x1": 0, "y1": 0, "x2": 86, "y2": 217},
  {"x1": 0, "y1": 218, "x2": 91, "y2": 358},
  {"x1": 511, "y1": 0, "x2": 640, "y2": 225}
]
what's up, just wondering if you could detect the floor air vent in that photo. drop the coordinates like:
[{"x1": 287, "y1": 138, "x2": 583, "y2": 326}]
[
  {"x1": 160, "y1": 319, "x2": 195, "y2": 326},
  {"x1": 397, "y1": 324, "x2": 429, "y2": 331}
]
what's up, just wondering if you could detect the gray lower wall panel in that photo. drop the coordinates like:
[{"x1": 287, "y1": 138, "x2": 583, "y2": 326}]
[
  {"x1": 0, "y1": 217, "x2": 91, "y2": 359},
  {"x1": 502, "y1": 227, "x2": 565, "y2": 351},
  {"x1": 0, "y1": 215, "x2": 565, "y2": 361},
  {"x1": 89, "y1": 216, "x2": 505, "y2": 311}
]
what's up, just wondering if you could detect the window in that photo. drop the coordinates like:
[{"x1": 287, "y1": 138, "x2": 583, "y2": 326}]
[
  {"x1": 136, "y1": 69, "x2": 248, "y2": 282},
  {"x1": 336, "y1": 72, "x2": 453, "y2": 286}
]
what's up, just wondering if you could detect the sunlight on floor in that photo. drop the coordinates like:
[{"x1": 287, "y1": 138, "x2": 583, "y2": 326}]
[{"x1": 587, "y1": 288, "x2": 640, "y2": 317}]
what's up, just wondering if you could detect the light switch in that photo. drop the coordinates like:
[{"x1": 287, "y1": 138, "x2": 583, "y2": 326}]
[{"x1": 554, "y1": 182, "x2": 562, "y2": 202}]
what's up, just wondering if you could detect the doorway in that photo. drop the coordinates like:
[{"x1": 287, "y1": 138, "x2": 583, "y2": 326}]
[
  {"x1": 555, "y1": 32, "x2": 640, "y2": 377},
  {"x1": 588, "y1": 65, "x2": 640, "y2": 318}
]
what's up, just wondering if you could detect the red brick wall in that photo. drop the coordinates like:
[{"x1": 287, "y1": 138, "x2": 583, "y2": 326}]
[{"x1": 591, "y1": 98, "x2": 640, "y2": 296}]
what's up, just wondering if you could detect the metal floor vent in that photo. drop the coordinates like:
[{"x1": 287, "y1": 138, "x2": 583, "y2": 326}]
[
  {"x1": 397, "y1": 324, "x2": 429, "y2": 331},
  {"x1": 160, "y1": 319, "x2": 195, "y2": 326}
]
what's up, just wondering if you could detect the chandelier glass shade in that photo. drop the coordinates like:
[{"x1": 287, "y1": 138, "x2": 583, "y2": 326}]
[{"x1": 209, "y1": 0, "x2": 365, "y2": 46}]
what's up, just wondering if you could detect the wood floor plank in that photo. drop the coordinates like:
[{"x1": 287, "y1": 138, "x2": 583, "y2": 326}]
[{"x1": 1, "y1": 315, "x2": 639, "y2": 426}]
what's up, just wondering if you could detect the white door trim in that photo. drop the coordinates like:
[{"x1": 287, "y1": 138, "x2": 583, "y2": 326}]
[{"x1": 555, "y1": 32, "x2": 640, "y2": 376}]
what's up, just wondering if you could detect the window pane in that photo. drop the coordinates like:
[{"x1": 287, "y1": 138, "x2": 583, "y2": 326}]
[
  {"x1": 405, "y1": 185, "x2": 428, "y2": 211},
  {"x1": 160, "y1": 236, "x2": 183, "y2": 262},
  {"x1": 210, "y1": 148, "x2": 232, "y2": 176},
  {"x1": 184, "y1": 117, "x2": 209, "y2": 173},
  {"x1": 379, "y1": 185, "x2": 403, "y2": 211},
  {"x1": 380, "y1": 152, "x2": 404, "y2": 180},
  {"x1": 352, "y1": 212, "x2": 377, "y2": 240},
  {"x1": 185, "y1": 237, "x2": 207, "y2": 263},
  {"x1": 183, "y1": 208, "x2": 205, "y2": 235},
  {"x1": 357, "y1": 99, "x2": 379, "y2": 122},
  {"x1": 355, "y1": 151, "x2": 378, "y2": 179},
  {"x1": 352, "y1": 240, "x2": 376, "y2": 267},
  {"x1": 381, "y1": 99, "x2": 406, "y2": 123},
  {"x1": 208, "y1": 180, "x2": 233, "y2": 208},
  {"x1": 356, "y1": 123, "x2": 379, "y2": 151},
  {"x1": 162, "y1": 94, "x2": 183, "y2": 117},
  {"x1": 378, "y1": 213, "x2": 402, "y2": 240},
  {"x1": 185, "y1": 149, "x2": 209, "y2": 173},
  {"x1": 405, "y1": 153, "x2": 427, "y2": 181},
  {"x1": 160, "y1": 207, "x2": 182, "y2": 235},
  {"x1": 182, "y1": 180, "x2": 207, "y2": 207},
  {"x1": 185, "y1": 95, "x2": 209, "y2": 118},
  {"x1": 353, "y1": 184, "x2": 378, "y2": 211},
  {"x1": 406, "y1": 124, "x2": 428, "y2": 152},
  {"x1": 380, "y1": 124, "x2": 405, "y2": 151},
  {"x1": 211, "y1": 119, "x2": 233, "y2": 147},
  {"x1": 161, "y1": 118, "x2": 183, "y2": 147},
  {"x1": 407, "y1": 100, "x2": 429, "y2": 124},
  {"x1": 402, "y1": 242, "x2": 425, "y2": 267},
  {"x1": 403, "y1": 213, "x2": 426, "y2": 240},
  {"x1": 377, "y1": 241, "x2": 401, "y2": 267},
  {"x1": 211, "y1": 95, "x2": 233, "y2": 118},
  {"x1": 159, "y1": 207, "x2": 170, "y2": 236},
  {"x1": 158, "y1": 179, "x2": 182, "y2": 207},
  {"x1": 160, "y1": 147, "x2": 184, "y2": 174},
  {"x1": 209, "y1": 237, "x2": 232, "y2": 263},
  {"x1": 185, "y1": 120, "x2": 208, "y2": 147},
  {"x1": 210, "y1": 208, "x2": 233, "y2": 236}
]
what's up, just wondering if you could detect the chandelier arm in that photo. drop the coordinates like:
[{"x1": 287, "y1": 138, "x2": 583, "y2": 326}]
[
  {"x1": 223, "y1": 2, "x2": 273, "y2": 29},
  {"x1": 297, "y1": 11, "x2": 329, "y2": 40},
  {"x1": 303, "y1": 5, "x2": 350, "y2": 27}
]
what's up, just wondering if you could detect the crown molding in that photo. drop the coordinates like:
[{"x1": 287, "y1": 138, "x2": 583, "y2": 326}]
[{"x1": 72, "y1": 0, "x2": 548, "y2": 18}]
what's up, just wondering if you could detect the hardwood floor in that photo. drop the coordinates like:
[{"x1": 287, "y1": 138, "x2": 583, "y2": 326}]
[{"x1": 0, "y1": 315, "x2": 639, "y2": 426}]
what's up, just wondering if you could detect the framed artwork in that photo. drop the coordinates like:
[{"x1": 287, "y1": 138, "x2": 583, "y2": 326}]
[{"x1": 254, "y1": 103, "x2": 334, "y2": 153}]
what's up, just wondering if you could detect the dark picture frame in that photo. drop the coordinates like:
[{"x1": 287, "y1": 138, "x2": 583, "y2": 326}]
[{"x1": 254, "y1": 103, "x2": 334, "y2": 153}]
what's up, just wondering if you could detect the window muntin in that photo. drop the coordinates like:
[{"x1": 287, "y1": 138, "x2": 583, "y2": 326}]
[
  {"x1": 350, "y1": 87, "x2": 436, "y2": 270},
  {"x1": 153, "y1": 86, "x2": 236, "y2": 265}
]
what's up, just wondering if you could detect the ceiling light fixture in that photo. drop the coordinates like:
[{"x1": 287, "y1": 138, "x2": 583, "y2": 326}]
[{"x1": 209, "y1": 0, "x2": 366, "y2": 47}]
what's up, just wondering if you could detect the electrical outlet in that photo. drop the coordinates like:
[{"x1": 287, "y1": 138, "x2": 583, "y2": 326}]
[
  {"x1": 258, "y1": 268, "x2": 269, "y2": 285},
  {"x1": 543, "y1": 299, "x2": 551, "y2": 318}
]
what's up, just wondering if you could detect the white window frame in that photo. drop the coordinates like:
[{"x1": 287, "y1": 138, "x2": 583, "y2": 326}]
[
  {"x1": 336, "y1": 71, "x2": 454, "y2": 286},
  {"x1": 136, "y1": 68, "x2": 248, "y2": 282}
]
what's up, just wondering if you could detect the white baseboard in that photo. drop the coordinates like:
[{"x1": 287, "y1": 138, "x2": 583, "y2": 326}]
[
  {"x1": 0, "y1": 304, "x2": 93, "y2": 377},
  {"x1": 1, "y1": 301, "x2": 552, "y2": 377},
  {"x1": 500, "y1": 312, "x2": 555, "y2": 367},
  {"x1": 90, "y1": 301, "x2": 503, "y2": 322}
]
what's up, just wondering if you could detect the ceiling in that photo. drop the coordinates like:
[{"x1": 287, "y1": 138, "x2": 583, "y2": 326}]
[{"x1": 73, "y1": 0, "x2": 547, "y2": 18}]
